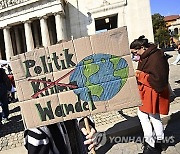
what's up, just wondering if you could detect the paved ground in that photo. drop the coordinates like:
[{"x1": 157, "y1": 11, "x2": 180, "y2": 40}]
[
  {"x1": 0, "y1": 50, "x2": 179, "y2": 154},
  {"x1": 96, "y1": 102, "x2": 180, "y2": 154}
]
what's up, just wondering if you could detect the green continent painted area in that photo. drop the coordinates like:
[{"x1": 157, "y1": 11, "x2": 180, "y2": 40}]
[
  {"x1": 88, "y1": 85, "x2": 103, "y2": 98},
  {"x1": 110, "y1": 56, "x2": 129, "y2": 87},
  {"x1": 110, "y1": 56, "x2": 121, "y2": 69},
  {"x1": 114, "y1": 67, "x2": 129, "y2": 86},
  {"x1": 83, "y1": 60, "x2": 103, "y2": 98}
]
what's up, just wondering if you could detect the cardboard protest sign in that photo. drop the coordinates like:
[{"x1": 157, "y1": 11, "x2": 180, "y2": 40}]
[{"x1": 10, "y1": 27, "x2": 141, "y2": 128}]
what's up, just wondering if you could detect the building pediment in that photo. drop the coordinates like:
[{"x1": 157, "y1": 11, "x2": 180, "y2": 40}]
[
  {"x1": 0, "y1": 0, "x2": 40, "y2": 13},
  {"x1": 88, "y1": 0, "x2": 127, "y2": 14},
  {"x1": 0, "y1": 0, "x2": 64, "y2": 27}
]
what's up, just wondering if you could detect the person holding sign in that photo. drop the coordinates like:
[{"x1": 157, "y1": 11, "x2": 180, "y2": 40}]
[
  {"x1": 24, "y1": 117, "x2": 97, "y2": 154},
  {"x1": 130, "y1": 36, "x2": 170, "y2": 154}
]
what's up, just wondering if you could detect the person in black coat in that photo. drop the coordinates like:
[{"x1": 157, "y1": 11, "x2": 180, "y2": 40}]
[{"x1": 0, "y1": 68, "x2": 11, "y2": 124}]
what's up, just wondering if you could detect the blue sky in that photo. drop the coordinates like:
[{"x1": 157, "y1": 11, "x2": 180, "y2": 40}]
[{"x1": 150, "y1": 0, "x2": 180, "y2": 16}]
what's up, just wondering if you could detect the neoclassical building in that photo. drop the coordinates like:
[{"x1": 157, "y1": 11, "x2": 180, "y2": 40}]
[{"x1": 0, "y1": 0, "x2": 154, "y2": 61}]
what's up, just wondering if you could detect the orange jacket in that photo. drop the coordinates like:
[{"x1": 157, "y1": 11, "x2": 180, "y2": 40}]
[{"x1": 137, "y1": 72, "x2": 170, "y2": 115}]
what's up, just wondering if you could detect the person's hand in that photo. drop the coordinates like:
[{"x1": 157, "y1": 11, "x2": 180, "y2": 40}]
[
  {"x1": 81, "y1": 127, "x2": 97, "y2": 151},
  {"x1": 135, "y1": 70, "x2": 142, "y2": 78}
]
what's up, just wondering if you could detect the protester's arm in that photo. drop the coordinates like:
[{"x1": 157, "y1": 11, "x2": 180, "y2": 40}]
[
  {"x1": 135, "y1": 70, "x2": 152, "y2": 88},
  {"x1": 77, "y1": 117, "x2": 97, "y2": 151}
]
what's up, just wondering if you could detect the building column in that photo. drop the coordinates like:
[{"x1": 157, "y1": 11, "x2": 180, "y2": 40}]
[
  {"x1": 32, "y1": 21, "x2": 40, "y2": 48},
  {"x1": 117, "y1": 9, "x2": 126, "y2": 27},
  {"x1": 24, "y1": 20, "x2": 34, "y2": 52},
  {"x1": 40, "y1": 16, "x2": 50, "y2": 47},
  {"x1": 54, "y1": 12, "x2": 67, "y2": 42},
  {"x1": 14, "y1": 27, "x2": 21, "y2": 54},
  {"x1": 3, "y1": 27, "x2": 14, "y2": 61}
]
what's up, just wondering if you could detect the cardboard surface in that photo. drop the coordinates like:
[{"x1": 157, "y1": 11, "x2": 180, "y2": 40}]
[{"x1": 10, "y1": 27, "x2": 141, "y2": 128}]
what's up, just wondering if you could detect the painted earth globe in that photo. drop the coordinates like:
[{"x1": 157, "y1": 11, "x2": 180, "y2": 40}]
[{"x1": 69, "y1": 54, "x2": 129, "y2": 102}]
